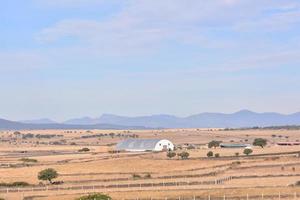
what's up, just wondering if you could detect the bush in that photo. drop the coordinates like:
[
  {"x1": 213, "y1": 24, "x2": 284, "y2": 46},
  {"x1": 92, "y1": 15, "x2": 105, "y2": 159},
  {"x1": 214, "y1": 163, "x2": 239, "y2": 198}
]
[
  {"x1": 144, "y1": 173, "x2": 151, "y2": 179},
  {"x1": 78, "y1": 148, "x2": 90, "y2": 152},
  {"x1": 166, "y1": 151, "x2": 176, "y2": 159},
  {"x1": 0, "y1": 182, "x2": 30, "y2": 188},
  {"x1": 177, "y1": 151, "x2": 190, "y2": 159},
  {"x1": 235, "y1": 152, "x2": 239, "y2": 157},
  {"x1": 208, "y1": 140, "x2": 221, "y2": 148},
  {"x1": 38, "y1": 168, "x2": 58, "y2": 184},
  {"x1": 215, "y1": 153, "x2": 220, "y2": 158},
  {"x1": 243, "y1": 148, "x2": 253, "y2": 156},
  {"x1": 187, "y1": 145, "x2": 195, "y2": 150},
  {"x1": 19, "y1": 158, "x2": 38, "y2": 163},
  {"x1": 132, "y1": 174, "x2": 141, "y2": 179},
  {"x1": 253, "y1": 138, "x2": 267, "y2": 148},
  {"x1": 76, "y1": 193, "x2": 112, "y2": 200},
  {"x1": 207, "y1": 151, "x2": 214, "y2": 157}
]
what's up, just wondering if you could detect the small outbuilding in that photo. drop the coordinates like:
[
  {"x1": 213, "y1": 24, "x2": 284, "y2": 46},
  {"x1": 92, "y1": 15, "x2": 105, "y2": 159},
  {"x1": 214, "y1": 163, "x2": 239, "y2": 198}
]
[
  {"x1": 220, "y1": 143, "x2": 251, "y2": 148},
  {"x1": 116, "y1": 139, "x2": 174, "y2": 152}
]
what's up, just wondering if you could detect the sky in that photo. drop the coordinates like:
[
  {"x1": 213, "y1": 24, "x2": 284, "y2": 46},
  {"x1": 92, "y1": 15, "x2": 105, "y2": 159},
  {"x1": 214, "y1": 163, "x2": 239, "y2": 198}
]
[{"x1": 1, "y1": 0, "x2": 300, "y2": 121}]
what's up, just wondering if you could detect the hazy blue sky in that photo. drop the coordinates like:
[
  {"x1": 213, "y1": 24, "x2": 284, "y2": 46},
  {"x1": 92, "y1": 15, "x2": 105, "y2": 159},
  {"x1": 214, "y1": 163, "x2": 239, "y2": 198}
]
[{"x1": 1, "y1": 0, "x2": 300, "y2": 121}]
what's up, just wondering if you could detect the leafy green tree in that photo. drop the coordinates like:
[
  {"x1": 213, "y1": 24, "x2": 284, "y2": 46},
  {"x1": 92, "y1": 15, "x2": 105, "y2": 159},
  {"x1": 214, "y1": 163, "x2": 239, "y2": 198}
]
[
  {"x1": 214, "y1": 153, "x2": 220, "y2": 158},
  {"x1": 38, "y1": 168, "x2": 58, "y2": 184},
  {"x1": 243, "y1": 148, "x2": 253, "y2": 156},
  {"x1": 167, "y1": 151, "x2": 176, "y2": 159},
  {"x1": 253, "y1": 138, "x2": 267, "y2": 148},
  {"x1": 207, "y1": 151, "x2": 214, "y2": 157},
  {"x1": 208, "y1": 140, "x2": 221, "y2": 148}
]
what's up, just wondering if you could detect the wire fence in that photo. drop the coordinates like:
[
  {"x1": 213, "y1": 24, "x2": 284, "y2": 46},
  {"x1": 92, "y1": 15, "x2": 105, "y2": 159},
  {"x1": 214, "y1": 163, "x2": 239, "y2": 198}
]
[
  {"x1": 0, "y1": 177, "x2": 233, "y2": 194},
  {"x1": 122, "y1": 193, "x2": 299, "y2": 200}
]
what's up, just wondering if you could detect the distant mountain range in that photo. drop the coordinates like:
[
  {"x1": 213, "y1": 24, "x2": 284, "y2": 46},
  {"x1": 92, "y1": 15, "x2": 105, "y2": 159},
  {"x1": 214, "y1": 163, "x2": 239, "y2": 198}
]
[
  {"x1": 62, "y1": 110, "x2": 300, "y2": 128},
  {"x1": 0, "y1": 118, "x2": 146, "y2": 130},
  {"x1": 2, "y1": 109, "x2": 297, "y2": 130}
]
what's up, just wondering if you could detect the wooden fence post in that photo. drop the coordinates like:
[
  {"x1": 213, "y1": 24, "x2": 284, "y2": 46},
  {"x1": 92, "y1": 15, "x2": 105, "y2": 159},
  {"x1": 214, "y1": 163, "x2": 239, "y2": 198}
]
[{"x1": 279, "y1": 192, "x2": 281, "y2": 200}]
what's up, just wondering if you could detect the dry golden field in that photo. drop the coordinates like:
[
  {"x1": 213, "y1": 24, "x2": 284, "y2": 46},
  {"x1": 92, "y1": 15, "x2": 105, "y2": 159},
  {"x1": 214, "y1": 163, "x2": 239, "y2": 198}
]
[{"x1": 0, "y1": 128, "x2": 300, "y2": 200}]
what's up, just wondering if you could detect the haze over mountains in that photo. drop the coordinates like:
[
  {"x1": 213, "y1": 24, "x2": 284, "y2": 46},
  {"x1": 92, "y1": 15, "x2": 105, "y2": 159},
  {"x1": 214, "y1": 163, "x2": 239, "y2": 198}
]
[
  {"x1": 63, "y1": 110, "x2": 300, "y2": 128},
  {"x1": 0, "y1": 110, "x2": 298, "y2": 130}
]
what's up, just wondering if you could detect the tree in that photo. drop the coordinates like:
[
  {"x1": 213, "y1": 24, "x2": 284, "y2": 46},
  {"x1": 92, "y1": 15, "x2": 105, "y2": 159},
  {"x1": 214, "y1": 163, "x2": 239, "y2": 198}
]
[
  {"x1": 235, "y1": 152, "x2": 239, "y2": 157},
  {"x1": 253, "y1": 138, "x2": 267, "y2": 148},
  {"x1": 208, "y1": 140, "x2": 221, "y2": 148},
  {"x1": 243, "y1": 148, "x2": 253, "y2": 156},
  {"x1": 38, "y1": 168, "x2": 58, "y2": 184},
  {"x1": 178, "y1": 151, "x2": 189, "y2": 159},
  {"x1": 166, "y1": 151, "x2": 176, "y2": 159},
  {"x1": 215, "y1": 153, "x2": 220, "y2": 158},
  {"x1": 207, "y1": 151, "x2": 214, "y2": 157}
]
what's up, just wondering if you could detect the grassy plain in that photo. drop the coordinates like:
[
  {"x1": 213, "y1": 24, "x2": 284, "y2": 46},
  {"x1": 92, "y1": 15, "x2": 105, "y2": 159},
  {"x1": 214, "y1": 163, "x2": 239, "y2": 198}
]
[{"x1": 0, "y1": 128, "x2": 300, "y2": 199}]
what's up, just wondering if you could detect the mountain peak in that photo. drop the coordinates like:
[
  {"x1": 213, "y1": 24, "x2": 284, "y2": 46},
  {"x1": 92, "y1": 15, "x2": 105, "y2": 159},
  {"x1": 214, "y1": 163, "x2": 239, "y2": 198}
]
[{"x1": 234, "y1": 109, "x2": 256, "y2": 114}]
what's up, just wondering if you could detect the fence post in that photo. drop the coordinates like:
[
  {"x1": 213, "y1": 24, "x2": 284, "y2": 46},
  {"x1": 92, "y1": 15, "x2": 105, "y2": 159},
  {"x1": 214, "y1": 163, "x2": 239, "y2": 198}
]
[
  {"x1": 294, "y1": 192, "x2": 297, "y2": 199},
  {"x1": 247, "y1": 193, "x2": 249, "y2": 200},
  {"x1": 262, "y1": 193, "x2": 264, "y2": 200},
  {"x1": 208, "y1": 194, "x2": 210, "y2": 200},
  {"x1": 223, "y1": 194, "x2": 226, "y2": 200},
  {"x1": 279, "y1": 192, "x2": 281, "y2": 200}
]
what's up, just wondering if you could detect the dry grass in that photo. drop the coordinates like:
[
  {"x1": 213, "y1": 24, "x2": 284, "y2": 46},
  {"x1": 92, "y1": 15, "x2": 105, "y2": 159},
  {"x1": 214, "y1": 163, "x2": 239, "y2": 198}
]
[{"x1": 1, "y1": 128, "x2": 300, "y2": 200}]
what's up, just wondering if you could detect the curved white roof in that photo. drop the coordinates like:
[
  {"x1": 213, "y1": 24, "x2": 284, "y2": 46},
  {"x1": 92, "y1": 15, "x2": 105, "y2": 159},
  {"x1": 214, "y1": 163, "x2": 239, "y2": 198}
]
[{"x1": 116, "y1": 139, "x2": 168, "y2": 151}]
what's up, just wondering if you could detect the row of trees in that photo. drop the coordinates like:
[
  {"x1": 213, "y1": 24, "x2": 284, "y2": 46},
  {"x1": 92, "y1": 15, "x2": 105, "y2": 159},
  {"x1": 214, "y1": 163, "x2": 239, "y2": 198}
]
[
  {"x1": 206, "y1": 148, "x2": 253, "y2": 158},
  {"x1": 167, "y1": 151, "x2": 189, "y2": 159},
  {"x1": 208, "y1": 138, "x2": 267, "y2": 148}
]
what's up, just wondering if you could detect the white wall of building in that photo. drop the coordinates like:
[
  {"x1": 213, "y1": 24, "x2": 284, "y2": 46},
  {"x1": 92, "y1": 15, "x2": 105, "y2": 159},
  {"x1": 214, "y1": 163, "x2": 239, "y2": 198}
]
[{"x1": 154, "y1": 139, "x2": 174, "y2": 151}]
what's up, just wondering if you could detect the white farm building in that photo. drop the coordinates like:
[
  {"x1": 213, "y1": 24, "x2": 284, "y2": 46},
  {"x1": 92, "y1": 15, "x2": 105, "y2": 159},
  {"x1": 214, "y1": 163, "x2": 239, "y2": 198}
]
[{"x1": 116, "y1": 139, "x2": 174, "y2": 152}]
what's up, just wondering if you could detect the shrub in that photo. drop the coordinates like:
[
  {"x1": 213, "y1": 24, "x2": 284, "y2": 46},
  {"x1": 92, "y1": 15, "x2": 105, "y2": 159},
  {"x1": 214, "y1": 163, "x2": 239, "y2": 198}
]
[
  {"x1": 19, "y1": 158, "x2": 38, "y2": 163},
  {"x1": 295, "y1": 181, "x2": 300, "y2": 186},
  {"x1": 78, "y1": 148, "x2": 90, "y2": 152},
  {"x1": 214, "y1": 153, "x2": 220, "y2": 158},
  {"x1": 144, "y1": 173, "x2": 151, "y2": 179},
  {"x1": 207, "y1": 151, "x2": 214, "y2": 157},
  {"x1": 166, "y1": 151, "x2": 176, "y2": 159},
  {"x1": 187, "y1": 145, "x2": 195, "y2": 150},
  {"x1": 208, "y1": 140, "x2": 221, "y2": 148},
  {"x1": 178, "y1": 151, "x2": 190, "y2": 159},
  {"x1": 132, "y1": 174, "x2": 141, "y2": 179},
  {"x1": 76, "y1": 193, "x2": 112, "y2": 200},
  {"x1": 235, "y1": 152, "x2": 239, "y2": 157},
  {"x1": 38, "y1": 168, "x2": 58, "y2": 184},
  {"x1": 0, "y1": 182, "x2": 30, "y2": 187},
  {"x1": 243, "y1": 148, "x2": 253, "y2": 156},
  {"x1": 253, "y1": 138, "x2": 267, "y2": 148}
]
